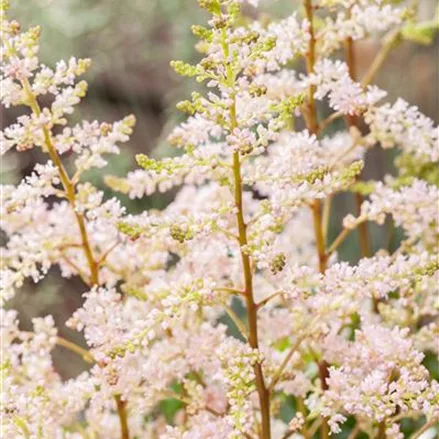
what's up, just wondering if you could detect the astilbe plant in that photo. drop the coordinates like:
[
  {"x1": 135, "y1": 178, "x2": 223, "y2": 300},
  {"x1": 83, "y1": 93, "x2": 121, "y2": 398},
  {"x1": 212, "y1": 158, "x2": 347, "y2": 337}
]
[{"x1": 1, "y1": 0, "x2": 439, "y2": 438}]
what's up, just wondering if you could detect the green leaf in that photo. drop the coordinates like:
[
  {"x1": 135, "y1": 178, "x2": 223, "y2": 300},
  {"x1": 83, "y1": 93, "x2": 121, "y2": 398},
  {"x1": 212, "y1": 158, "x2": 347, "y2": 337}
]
[
  {"x1": 401, "y1": 20, "x2": 439, "y2": 45},
  {"x1": 159, "y1": 398, "x2": 185, "y2": 423}
]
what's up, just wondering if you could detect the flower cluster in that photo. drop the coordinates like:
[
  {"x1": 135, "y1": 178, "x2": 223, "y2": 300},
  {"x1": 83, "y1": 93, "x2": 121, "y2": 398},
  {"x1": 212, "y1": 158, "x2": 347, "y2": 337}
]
[
  {"x1": 1, "y1": 0, "x2": 438, "y2": 438},
  {"x1": 322, "y1": 325, "x2": 439, "y2": 433}
]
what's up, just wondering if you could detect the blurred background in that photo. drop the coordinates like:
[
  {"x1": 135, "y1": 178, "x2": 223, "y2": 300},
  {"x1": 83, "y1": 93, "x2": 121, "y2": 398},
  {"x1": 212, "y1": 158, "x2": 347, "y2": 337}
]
[{"x1": 2, "y1": 0, "x2": 438, "y2": 378}]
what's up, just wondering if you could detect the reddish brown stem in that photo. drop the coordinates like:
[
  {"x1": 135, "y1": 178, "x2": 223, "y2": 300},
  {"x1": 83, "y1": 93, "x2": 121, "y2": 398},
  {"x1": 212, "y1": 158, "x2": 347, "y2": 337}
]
[{"x1": 115, "y1": 395, "x2": 130, "y2": 439}]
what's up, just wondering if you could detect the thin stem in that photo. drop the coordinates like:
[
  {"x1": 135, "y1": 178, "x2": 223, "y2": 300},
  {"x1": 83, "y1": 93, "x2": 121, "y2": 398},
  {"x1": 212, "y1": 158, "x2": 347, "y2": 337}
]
[
  {"x1": 322, "y1": 195, "x2": 332, "y2": 245},
  {"x1": 14, "y1": 417, "x2": 31, "y2": 439},
  {"x1": 256, "y1": 291, "x2": 284, "y2": 310},
  {"x1": 344, "y1": 35, "x2": 358, "y2": 128},
  {"x1": 312, "y1": 200, "x2": 328, "y2": 273},
  {"x1": 347, "y1": 424, "x2": 361, "y2": 439},
  {"x1": 162, "y1": 389, "x2": 223, "y2": 417},
  {"x1": 57, "y1": 243, "x2": 83, "y2": 250},
  {"x1": 297, "y1": 397, "x2": 311, "y2": 439},
  {"x1": 233, "y1": 149, "x2": 271, "y2": 438},
  {"x1": 281, "y1": 430, "x2": 297, "y2": 439},
  {"x1": 318, "y1": 111, "x2": 343, "y2": 134},
  {"x1": 20, "y1": 77, "x2": 99, "y2": 286},
  {"x1": 356, "y1": 197, "x2": 375, "y2": 315},
  {"x1": 361, "y1": 30, "x2": 401, "y2": 88},
  {"x1": 268, "y1": 334, "x2": 307, "y2": 393},
  {"x1": 215, "y1": 287, "x2": 246, "y2": 297},
  {"x1": 386, "y1": 218, "x2": 396, "y2": 253},
  {"x1": 217, "y1": 226, "x2": 240, "y2": 241},
  {"x1": 355, "y1": 193, "x2": 371, "y2": 258},
  {"x1": 16, "y1": 54, "x2": 129, "y2": 438},
  {"x1": 308, "y1": 418, "x2": 322, "y2": 438},
  {"x1": 326, "y1": 226, "x2": 353, "y2": 257},
  {"x1": 304, "y1": 0, "x2": 318, "y2": 134},
  {"x1": 97, "y1": 240, "x2": 121, "y2": 266},
  {"x1": 303, "y1": 3, "x2": 330, "y2": 436},
  {"x1": 303, "y1": 0, "x2": 326, "y2": 275},
  {"x1": 115, "y1": 395, "x2": 130, "y2": 439},
  {"x1": 56, "y1": 336, "x2": 95, "y2": 364},
  {"x1": 223, "y1": 304, "x2": 249, "y2": 340},
  {"x1": 343, "y1": 35, "x2": 372, "y2": 263},
  {"x1": 318, "y1": 360, "x2": 330, "y2": 439},
  {"x1": 411, "y1": 419, "x2": 438, "y2": 439},
  {"x1": 60, "y1": 253, "x2": 90, "y2": 285},
  {"x1": 23, "y1": 330, "x2": 94, "y2": 364},
  {"x1": 328, "y1": 138, "x2": 363, "y2": 170},
  {"x1": 375, "y1": 421, "x2": 386, "y2": 439}
]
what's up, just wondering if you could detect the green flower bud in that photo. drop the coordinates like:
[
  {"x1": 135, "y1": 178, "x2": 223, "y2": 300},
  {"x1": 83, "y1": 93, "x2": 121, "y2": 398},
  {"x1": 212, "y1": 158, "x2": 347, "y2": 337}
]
[
  {"x1": 117, "y1": 222, "x2": 143, "y2": 240},
  {"x1": 198, "y1": 0, "x2": 221, "y2": 15},
  {"x1": 341, "y1": 161, "x2": 364, "y2": 182},
  {"x1": 304, "y1": 166, "x2": 329, "y2": 184},
  {"x1": 170, "y1": 60, "x2": 198, "y2": 77},
  {"x1": 170, "y1": 224, "x2": 194, "y2": 243},
  {"x1": 176, "y1": 100, "x2": 196, "y2": 115},
  {"x1": 211, "y1": 16, "x2": 228, "y2": 30},
  {"x1": 249, "y1": 84, "x2": 267, "y2": 97},
  {"x1": 350, "y1": 180, "x2": 377, "y2": 196},
  {"x1": 191, "y1": 25, "x2": 213, "y2": 41},
  {"x1": 108, "y1": 346, "x2": 127, "y2": 359},
  {"x1": 104, "y1": 175, "x2": 131, "y2": 194},
  {"x1": 270, "y1": 253, "x2": 286, "y2": 274}
]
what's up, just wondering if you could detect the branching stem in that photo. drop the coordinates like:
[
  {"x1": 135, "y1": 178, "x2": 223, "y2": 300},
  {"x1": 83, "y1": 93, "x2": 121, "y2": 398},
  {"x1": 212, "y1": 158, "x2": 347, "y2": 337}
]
[
  {"x1": 256, "y1": 291, "x2": 284, "y2": 310},
  {"x1": 19, "y1": 70, "x2": 129, "y2": 439},
  {"x1": 20, "y1": 77, "x2": 99, "y2": 286},
  {"x1": 268, "y1": 334, "x2": 307, "y2": 393},
  {"x1": 223, "y1": 304, "x2": 249, "y2": 340},
  {"x1": 56, "y1": 336, "x2": 95, "y2": 364},
  {"x1": 221, "y1": 24, "x2": 271, "y2": 438},
  {"x1": 233, "y1": 149, "x2": 271, "y2": 438}
]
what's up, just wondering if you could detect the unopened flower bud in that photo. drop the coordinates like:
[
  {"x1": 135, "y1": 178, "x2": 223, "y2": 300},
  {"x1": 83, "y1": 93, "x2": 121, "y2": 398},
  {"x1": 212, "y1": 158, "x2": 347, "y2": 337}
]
[{"x1": 270, "y1": 253, "x2": 286, "y2": 274}]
